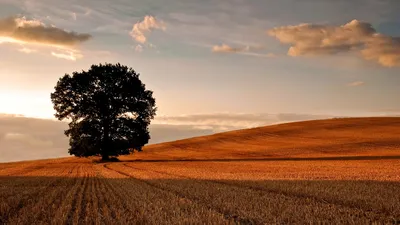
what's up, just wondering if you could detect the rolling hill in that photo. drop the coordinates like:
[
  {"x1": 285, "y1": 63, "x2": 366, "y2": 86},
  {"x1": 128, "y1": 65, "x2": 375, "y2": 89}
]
[{"x1": 124, "y1": 117, "x2": 400, "y2": 161}]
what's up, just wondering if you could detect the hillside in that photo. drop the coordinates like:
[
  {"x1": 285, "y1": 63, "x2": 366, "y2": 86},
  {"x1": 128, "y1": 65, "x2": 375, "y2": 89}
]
[
  {"x1": 123, "y1": 117, "x2": 400, "y2": 161},
  {"x1": 1, "y1": 117, "x2": 400, "y2": 224}
]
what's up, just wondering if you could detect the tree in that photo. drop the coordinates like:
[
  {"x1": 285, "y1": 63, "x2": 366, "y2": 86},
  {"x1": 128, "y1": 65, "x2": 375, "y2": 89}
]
[{"x1": 50, "y1": 63, "x2": 156, "y2": 160}]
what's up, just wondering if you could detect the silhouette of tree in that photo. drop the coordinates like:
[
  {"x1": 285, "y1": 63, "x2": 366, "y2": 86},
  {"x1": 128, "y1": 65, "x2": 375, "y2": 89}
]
[{"x1": 51, "y1": 63, "x2": 156, "y2": 160}]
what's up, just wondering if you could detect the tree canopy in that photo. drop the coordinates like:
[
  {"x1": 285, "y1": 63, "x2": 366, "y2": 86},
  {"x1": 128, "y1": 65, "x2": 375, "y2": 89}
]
[{"x1": 50, "y1": 63, "x2": 156, "y2": 160}]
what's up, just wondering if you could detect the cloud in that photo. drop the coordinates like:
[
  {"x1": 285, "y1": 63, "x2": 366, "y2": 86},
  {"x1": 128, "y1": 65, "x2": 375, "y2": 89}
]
[
  {"x1": 212, "y1": 44, "x2": 250, "y2": 53},
  {"x1": 51, "y1": 49, "x2": 83, "y2": 61},
  {"x1": 148, "y1": 124, "x2": 213, "y2": 144},
  {"x1": 84, "y1": 9, "x2": 92, "y2": 16},
  {"x1": 4, "y1": 133, "x2": 53, "y2": 147},
  {"x1": 71, "y1": 12, "x2": 77, "y2": 21},
  {"x1": 268, "y1": 19, "x2": 400, "y2": 67},
  {"x1": 240, "y1": 52, "x2": 277, "y2": 58},
  {"x1": 130, "y1": 16, "x2": 166, "y2": 44},
  {"x1": 135, "y1": 44, "x2": 143, "y2": 53},
  {"x1": 154, "y1": 113, "x2": 333, "y2": 132},
  {"x1": 0, "y1": 114, "x2": 69, "y2": 163},
  {"x1": 361, "y1": 35, "x2": 400, "y2": 67},
  {"x1": 0, "y1": 16, "x2": 90, "y2": 60},
  {"x1": 18, "y1": 47, "x2": 36, "y2": 54},
  {"x1": 347, "y1": 81, "x2": 365, "y2": 87},
  {"x1": 0, "y1": 16, "x2": 91, "y2": 48},
  {"x1": 212, "y1": 44, "x2": 276, "y2": 58}
]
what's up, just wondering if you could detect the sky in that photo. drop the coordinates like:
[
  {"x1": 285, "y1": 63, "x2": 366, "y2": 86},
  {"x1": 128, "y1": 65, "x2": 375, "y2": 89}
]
[{"x1": 0, "y1": 0, "x2": 400, "y2": 162}]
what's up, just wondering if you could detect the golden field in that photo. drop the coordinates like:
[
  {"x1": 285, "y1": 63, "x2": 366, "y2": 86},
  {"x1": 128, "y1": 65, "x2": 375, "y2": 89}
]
[{"x1": 1, "y1": 117, "x2": 400, "y2": 224}]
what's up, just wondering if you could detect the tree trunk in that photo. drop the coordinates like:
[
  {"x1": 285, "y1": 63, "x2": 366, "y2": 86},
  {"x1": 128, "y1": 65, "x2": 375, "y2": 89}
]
[
  {"x1": 102, "y1": 154, "x2": 110, "y2": 161},
  {"x1": 102, "y1": 119, "x2": 110, "y2": 161}
]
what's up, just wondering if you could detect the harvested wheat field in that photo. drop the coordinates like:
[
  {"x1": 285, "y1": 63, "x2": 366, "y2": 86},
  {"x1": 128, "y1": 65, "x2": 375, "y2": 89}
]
[{"x1": 1, "y1": 117, "x2": 400, "y2": 224}]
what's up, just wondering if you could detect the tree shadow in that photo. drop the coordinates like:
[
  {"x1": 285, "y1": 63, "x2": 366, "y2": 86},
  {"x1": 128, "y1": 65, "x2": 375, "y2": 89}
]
[{"x1": 92, "y1": 157, "x2": 121, "y2": 163}]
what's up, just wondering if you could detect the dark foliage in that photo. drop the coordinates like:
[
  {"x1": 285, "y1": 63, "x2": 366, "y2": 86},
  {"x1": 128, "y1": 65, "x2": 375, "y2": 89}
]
[{"x1": 50, "y1": 63, "x2": 156, "y2": 160}]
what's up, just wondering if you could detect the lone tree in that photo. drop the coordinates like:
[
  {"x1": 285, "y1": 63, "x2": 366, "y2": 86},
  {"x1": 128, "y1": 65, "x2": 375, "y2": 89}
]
[{"x1": 51, "y1": 63, "x2": 156, "y2": 160}]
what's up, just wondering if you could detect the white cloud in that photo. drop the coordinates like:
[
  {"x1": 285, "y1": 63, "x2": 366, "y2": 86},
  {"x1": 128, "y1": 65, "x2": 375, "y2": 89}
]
[
  {"x1": 240, "y1": 52, "x2": 277, "y2": 58},
  {"x1": 347, "y1": 81, "x2": 365, "y2": 87},
  {"x1": 268, "y1": 19, "x2": 400, "y2": 67},
  {"x1": 155, "y1": 113, "x2": 332, "y2": 131},
  {"x1": 0, "y1": 114, "x2": 69, "y2": 162},
  {"x1": 51, "y1": 50, "x2": 83, "y2": 61},
  {"x1": 18, "y1": 47, "x2": 36, "y2": 54},
  {"x1": 212, "y1": 44, "x2": 276, "y2": 58},
  {"x1": 130, "y1": 15, "x2": 166, "y2": 44},
  {"x1": 0, "y1": 36, "x2": 24, "y2": 44},
  {"x1": 212, "y1": 44, "x2": 249, "y2": 53},
  {"x1": 84, "y1": 8, "x2": 92, "y2": 16},
  {"x1": 135, "y1": 44, "x2": 143, "y2": 53},
  {"x1": 71, "y1": 12, "x2": 77, "y2": 21},
  {"x1": 4, "y1": 132, "x2": 53, "y2": 147}
]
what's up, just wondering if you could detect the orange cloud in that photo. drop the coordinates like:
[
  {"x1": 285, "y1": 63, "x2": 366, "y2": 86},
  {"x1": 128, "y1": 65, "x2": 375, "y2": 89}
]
[
  {"x1": 212, "y1": 44, "x2": 276, "y2": 58},
  {"x1": 0, "y1": 16, "x2": 91, "y2": 47},
  {"x1": 212, "y1": 44, "x2": 249, "y2": 53},
  {"x1": 0, "y1": 16, "x2": 90, "y2": 61},
  {"x1": 268, "y1": 20, "x2": 400, "y2": 67},
  {"x1": 130, "y1": 16, "x2": 166, "y2": 44},
  {"x1": 347, "y1": 81, "x2": 365, "y2": 87}
]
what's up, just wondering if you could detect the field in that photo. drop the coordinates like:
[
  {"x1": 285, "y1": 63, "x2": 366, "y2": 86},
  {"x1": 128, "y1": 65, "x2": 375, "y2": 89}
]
[{"x1": 1, "y1": 117, "x2": 400, "y2": 224}]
